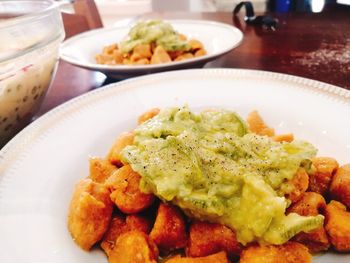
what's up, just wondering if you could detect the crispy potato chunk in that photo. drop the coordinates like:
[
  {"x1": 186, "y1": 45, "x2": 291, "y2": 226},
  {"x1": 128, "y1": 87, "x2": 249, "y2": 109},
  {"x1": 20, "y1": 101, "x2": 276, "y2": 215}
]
[
  {"x1": 106, "y1": 165, "x2": 155, "y2": 214},
  {"x1": 107, "y1": 131, "x2": 134, "y2": 166},
  {"x1": 89, "y1": 157, "x2": 117, "y2": 183},
  {"x1": 288, "y1": 192, "x2": 329, "y2": 252},
  {"x1": 272, "y1": 133, "x2": 294, "y2": 143},
  {"x1": 330, "y1": 164, "x2": 350, "y2": 208},
  {"x1": 150, "y1": 203, "x2": 187, "y2": 251},
  {"x1": 246, "y1": 111, "x2": 275, "y2": 137},
  {"x1": 165, "y1": 251, "x2": 229, "y2": 263},
  {"x1": 194, "y1": 49, "x2": 207, "y2": 57},
  {"x1": 67, "y1": 179, "x2": 113, "y2": 250},
  {"x1": 239, "y1": 242, "x2": 311, "y2": 263},
  {"x1": 325, "y1": 200, "x2": 350, "y2": 251},
  {"x1": 133, "y1": 44, "x2": 153, "y2": 59},
  {"x1": 101, "y1": 213, "x2": 127, "y2": 256},
  {"x1": 186, "y1": 221, "x2": 242, "y2": 258},
  {"x1": 174, "y1": 53, "x2": 194, "y2": 61},
  {"x1": 150, "y1": 45, "x2": 172, "y2": 64},
  {"x1": 286, "y1": 168, "x2": 309, "y2": 203},
  {"x1": 309, "y1": 157, "x2": 338, "y2": 195},
  {"x1": 188, "y1": 39, "x2": 204, "y2": 51},
  {"x1": 101, "y1": 213, "x2": 153, "y2": 255},
  {"x1": 109, "y1": 231, "x2": 159, "y2": 263},
  {"x1": 138, "y1": 108, "x2": 160, "y2": 124},
  {"x1": 133, "y1": 58, "x2": 150, "y2": 65}
]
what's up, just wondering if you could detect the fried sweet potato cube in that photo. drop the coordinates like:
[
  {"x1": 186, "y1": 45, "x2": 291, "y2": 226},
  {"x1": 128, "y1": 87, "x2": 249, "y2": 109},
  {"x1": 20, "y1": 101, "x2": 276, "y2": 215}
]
[
  {"x1": 67, "y1": 179, "x2": 113, "y2": 250},
  {"x1": 127, "y1": 214, "x2": 153, "y2": 234},
  {"x1": 272, "y1": 133, "x2": 294, "y2": 143},
  {"x1": 89, "y1": 157, "x2": 117, "y2": 183},
  {"x1": 133, "y1": 58, "x2": 150, "y2": 65},
  {"x1": 246, "y1": 111, "x2": 275, "y2": 137},
  {"x1": 287, "y1": 192, "x2": 329, "y2": 252},
  {"x1": 109, "y1": 230, "x2": 159, "y2": 263},
  {"x1": 112, "y1": 49, "x2": 123, "y2": 64},
  {"x1": 194, "y1": 49, "x2": 206, "y2": 57},
  {"x1": 150, "y1": 203, "x2": 187, "y2": 251},
  {"x1": 165, "y1": 251, "x2": 229, "y2": 263},
  {"x1": 186, "y1": 221, "x2": 242, "y2": 258},
  {"x1": 133, "y1": 44, "x2": 153, "y2": 59},
  {"x1": 101, "y1": 213, "x2": 153, "y2": 255},
  {"x1": 106, "y1": 164, "x2": 155, "y2": 214},
  {"x1": 329, "y1": 164, "x2": 350, "y2": 208},
  {"x1": 150, "y1": 45, "x2": 172, "y2": 64},
  {"x1": 188, "y1": 39, "x2": 204, "y2": 51},
  {"x1": 325, "y1": 200, "x2": 350, "y2": 251},
  {"x1": 107, "y1": 131, "x2": 134, "y2": 166},
  {"x1": 138, "y1": 108, "x2": 160, "y2": 124},
  {"x1": 101, "y1": 213, "x2": 127, "y2": 255},
  {"x1": 174, "y1": 53, "x2": 194, "y2": 61},
  {"x1": 309, "y1": 157, "x2": 338, "y2": 195},
  {"x1": 285, "y1": 168, "x2": 309, "y2": 203},
  {"x1": 239, "y1": 242, "x2": 311, "y2": 263}
]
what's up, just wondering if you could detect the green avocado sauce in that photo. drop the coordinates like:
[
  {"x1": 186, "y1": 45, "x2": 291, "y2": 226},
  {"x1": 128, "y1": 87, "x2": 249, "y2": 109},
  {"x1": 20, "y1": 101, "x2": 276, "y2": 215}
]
[
  {"x1": 120, "y1": 20, "x2": 191, "y2": 53},
  {"x1": 121, "y1": 106, "x2": 324, "y2": 245}
]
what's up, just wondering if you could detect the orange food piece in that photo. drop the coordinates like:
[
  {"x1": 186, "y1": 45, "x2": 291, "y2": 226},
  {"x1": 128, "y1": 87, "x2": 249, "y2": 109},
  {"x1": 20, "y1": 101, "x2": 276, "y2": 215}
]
[
  {"x1": 309, "y1": 157, "x2": 338, "y2": 195},
  {"x1": 174, "y1": 53, "x2": 194, "y2": 61},
  {"x1": 239, "y1": 242, "x2": 311, "y2": 263},
  {"x1": 165, "y1": 251, "x2": 229, "y2": 263},
  {"x1": 107, "y1": 131, "x2": 134, "y2": 166},
  {"x1": 194, "y1": 49, "x2": 206, "y2": 57},
  {"x1": 186, "y1": 221, "x2": 242, "y2": 258},
  {"x1": 246, "y1": 111, "x2": 275, "y2": 137},
  {"x1": 188, "y1": 39, "x2": 204, "y2": 51},
  {"x1": 138, "y1": 108, "x2": 160, "y2": 124},
  {"x1": 272, "y1": 133, "x2": 294, "y2": 142},
  {"x1": 109, "y1": 231, "x2": 159, "y2": 263},
  {"x1": 67, "y1": 179, "x2": 113, "y2": 250},
  {"x1": 285, "y1": 168, "x2": 309, "y2": 203},
  {"x1": 287, "y1": 192, "x2": 329, "y2": 252},
  {"x1": 150, "y1": 203, "x2": 187, "y2": 251},
  {"x1": 106, "y1": 165, "x2": 155, "y2": 214},
  {"x1": 101, "y1": 213, "x2": 153, "y2": 256},
  {"x1": 89, "y1": 157, "x2": 117, "y2": 183},
  {"x1": 101, "y1": 213, "x2": 127, "y2": 255},
  {"x1": 329, "y1": 164, "x2": 350, "y2": 208},
  {"x1": 133, "y1": 44, "x2": 153, "y2": 59},
  {"x1": 150, "y1": 45, "x2": 172, "y2": 64},
  {"x1": 325, "y1": 200, "x2": 350, "y2": 251}
]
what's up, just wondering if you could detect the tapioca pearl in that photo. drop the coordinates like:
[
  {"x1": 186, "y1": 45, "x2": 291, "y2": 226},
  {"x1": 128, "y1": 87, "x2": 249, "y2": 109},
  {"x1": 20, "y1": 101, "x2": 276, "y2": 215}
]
[
  {"x1": 22, "y1": 95, "x2": 28, "y2": 102},
  {"x1": 1, "y1": 117, "x2": 8, "y2": 124},
  {"x1": 31, "y1": 85, "x2": 38, "y2": 95},
  {"x1": 16, "y1": 84, "x2": 22, "y2": 91},
  {"x1": 4, "y1": 123, "x2": 13, "y2": 132}
]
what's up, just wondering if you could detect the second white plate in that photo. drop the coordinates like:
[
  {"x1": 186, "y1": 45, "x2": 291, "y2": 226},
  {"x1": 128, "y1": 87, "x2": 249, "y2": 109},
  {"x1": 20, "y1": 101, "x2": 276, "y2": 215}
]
[{"x1": 60, "y1": 20, "x2": 243, "y2": 78}]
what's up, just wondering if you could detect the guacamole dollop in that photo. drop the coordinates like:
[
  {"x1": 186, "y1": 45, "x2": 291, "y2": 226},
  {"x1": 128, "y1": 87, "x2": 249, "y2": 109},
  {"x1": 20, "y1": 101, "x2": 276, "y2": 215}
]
[
  {"x1": 121, "y1": 106, "x2": 324, "y2": 245},
  {"x1": 120, "y1": 20, "x2": 190, "y2": 53}
]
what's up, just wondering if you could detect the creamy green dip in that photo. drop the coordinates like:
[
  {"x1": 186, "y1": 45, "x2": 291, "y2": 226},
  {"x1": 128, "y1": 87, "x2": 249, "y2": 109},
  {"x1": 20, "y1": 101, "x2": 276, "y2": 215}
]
[
  {"x1": 121, "y1": 106, "x2": 324, "y2": 245},
  {"x1": 120, "y1": 20, "x2": 190, "y2": 53}
]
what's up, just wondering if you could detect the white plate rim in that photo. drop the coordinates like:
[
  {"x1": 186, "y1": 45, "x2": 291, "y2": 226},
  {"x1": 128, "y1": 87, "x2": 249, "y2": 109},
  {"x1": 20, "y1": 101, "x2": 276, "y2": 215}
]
[
  {"x1": 59, "y1": 19, "x2": 244, "y2": 72},
  {"x1": 1, "y1": 68, "x2": 350, "y2": 175}
]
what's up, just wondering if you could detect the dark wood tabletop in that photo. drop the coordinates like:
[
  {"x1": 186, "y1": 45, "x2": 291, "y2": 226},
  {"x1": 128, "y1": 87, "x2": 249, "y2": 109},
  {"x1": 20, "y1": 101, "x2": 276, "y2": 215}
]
[{"x1": 37, "y1": 7, "x2": 350, "y2": 117}]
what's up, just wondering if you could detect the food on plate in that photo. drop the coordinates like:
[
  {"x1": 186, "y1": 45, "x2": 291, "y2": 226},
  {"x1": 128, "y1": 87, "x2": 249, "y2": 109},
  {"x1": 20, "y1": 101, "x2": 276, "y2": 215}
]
[
  {"x1": 150, "y1": 203, "x2": 188, "y2": 252},
  {"x1": 101, "y1": 213, "x2": 153, "y2": 256},
  {"x1": 165, "y1": 251, "x2": 229, "y2": 263},
  {"x1": 287, "y1": 192, "x2": 329, "y2": 252},
  {"x1": 122, "y1": 106, "x2": 322, "y2": 245},
  {"x1": 107, "y1": 131, "x2": 134, "y2": 166},
  {"x1": 108, "y1": 230, "x2": 159, "y2": 263},
  {"x1": 324, "y1": 200, "x2": 350, "y2": 251},
  {"x1": 329, "y1": 164, "x2": 350, "y2": 208},
  {"x1": 95, "y1": 20, "x2": 207, "y2": 66},
  {"x1": 105, "y1": 164, "x2": 155, "y2": 214},
  {"x1": 239, "y1": 242, "x2": 311, "y2": 263},
  {"x1": 67, "y1": 106, "x2": 350, "y2": 261},
  {"x1": 89, "y1": 157, "x2": 117, "y2": 183},
  {"x1": 67, "y1": 179, "x2": 113, "y2": 250},
  {"x1": 186, "y1": 221, "x2": 241, "y2": 258},
  {"x1": 309, "y1": 157, "x2": 338, "y2": 195}
]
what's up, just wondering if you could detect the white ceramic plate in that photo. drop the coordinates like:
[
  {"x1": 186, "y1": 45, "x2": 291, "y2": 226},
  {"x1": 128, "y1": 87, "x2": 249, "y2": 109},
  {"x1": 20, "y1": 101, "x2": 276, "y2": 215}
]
[
  {"x1": 1, "y1": 69, "x2": 350, "y2": 262},
  {"x1": 60, "y1": 20, "x2": 243, "y2": 78}
]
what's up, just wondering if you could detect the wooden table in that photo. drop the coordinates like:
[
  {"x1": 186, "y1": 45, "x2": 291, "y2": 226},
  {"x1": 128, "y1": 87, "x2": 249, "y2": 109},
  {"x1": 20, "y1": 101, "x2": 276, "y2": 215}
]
[{"x1": 37, "y1": 8, "x2": 350, "y2": 116}]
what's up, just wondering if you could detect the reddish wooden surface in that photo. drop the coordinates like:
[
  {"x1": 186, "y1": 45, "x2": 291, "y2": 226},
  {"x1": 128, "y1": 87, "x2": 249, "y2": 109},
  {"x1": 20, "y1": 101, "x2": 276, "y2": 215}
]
[{"x1": 37, "y1": 10, "x2": 350, "y2": 117}]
